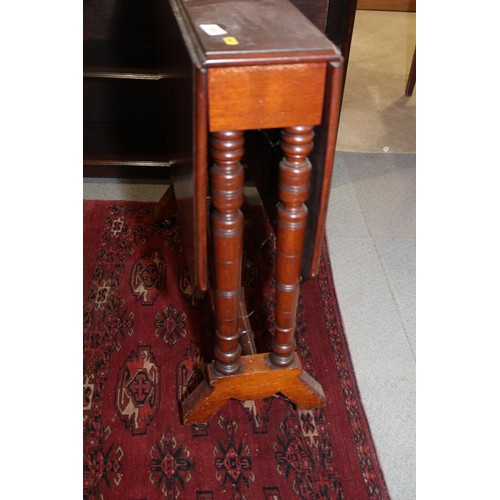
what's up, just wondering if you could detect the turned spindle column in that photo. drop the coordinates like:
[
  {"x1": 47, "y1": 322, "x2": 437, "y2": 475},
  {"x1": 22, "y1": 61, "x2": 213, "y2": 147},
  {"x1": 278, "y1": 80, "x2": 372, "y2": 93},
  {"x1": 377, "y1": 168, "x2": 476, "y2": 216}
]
[
  {"x1": 210, "y1": 130, "x2": 245, "y2": 375},
  {"x1": 270, "y1": 125, "x2": 314, "y2": 367}
]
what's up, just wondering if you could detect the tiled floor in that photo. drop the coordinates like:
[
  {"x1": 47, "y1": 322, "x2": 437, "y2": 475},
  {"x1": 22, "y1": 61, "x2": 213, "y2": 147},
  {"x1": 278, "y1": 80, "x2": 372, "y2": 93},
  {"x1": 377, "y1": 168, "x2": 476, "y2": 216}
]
[
  {"x1": 326, "y1": 152, "x2": 415, "y2": 499},
  {"x1": 83, "y1": 9, "x2": 416, "y2": 499},
  {"x1": 330, "y1": 10, "x2": 416, "y2": 499}
]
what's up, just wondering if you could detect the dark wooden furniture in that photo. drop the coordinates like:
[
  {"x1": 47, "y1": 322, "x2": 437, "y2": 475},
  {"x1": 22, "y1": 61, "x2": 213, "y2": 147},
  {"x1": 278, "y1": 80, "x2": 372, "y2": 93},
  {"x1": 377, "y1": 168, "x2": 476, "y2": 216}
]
[
  {"x1": 83, "y1": 0, "x2": 183, "y2": 178},
  {"x1": 405, "y1": 47, "x2": 416, "y2": 96},
  {"x1": 83, "y1": 0, "x2": 348, "y2": 425},
  {"x1": 357, "y1": 0, "x2": 415, "y2": 11},
  {"x1": 159, "y1": 0, "x2": 344, "y2": 424},
  {"x1": 83, "y1": 0, "x2": 357, "y2": 179}
]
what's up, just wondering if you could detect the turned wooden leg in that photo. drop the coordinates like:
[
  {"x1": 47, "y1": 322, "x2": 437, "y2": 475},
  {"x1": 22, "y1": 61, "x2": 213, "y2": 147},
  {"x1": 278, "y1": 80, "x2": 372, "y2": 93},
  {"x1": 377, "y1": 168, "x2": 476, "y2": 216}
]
[
  {"x1": 181, "y1": 126, "x2": 325, "y2": 425},
  {"x1": 210, "y1": 130, "x2": 245, "y2": 375},
  {"x1": 271, "y1": 125, "x2": 313, "y2": 367}
]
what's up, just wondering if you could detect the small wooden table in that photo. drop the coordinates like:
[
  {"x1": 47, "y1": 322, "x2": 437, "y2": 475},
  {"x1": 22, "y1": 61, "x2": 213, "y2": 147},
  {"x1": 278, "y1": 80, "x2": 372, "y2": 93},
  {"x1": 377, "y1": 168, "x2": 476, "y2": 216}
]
[{"x1": 165, "y1": 0, "x2": 344, "y2": 424}]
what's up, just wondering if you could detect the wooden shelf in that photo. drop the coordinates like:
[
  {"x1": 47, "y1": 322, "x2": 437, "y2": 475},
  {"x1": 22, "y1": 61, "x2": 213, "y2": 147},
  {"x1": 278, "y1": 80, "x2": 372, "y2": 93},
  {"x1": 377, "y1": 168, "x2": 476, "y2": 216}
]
[
  {"x1": 83, "y1": 40, "x2": 187, "y2": 80},
  {"x1": 83, "y1": 157, "x2": 175, "y2": 179},
  {"x1": 83, "y1": 68, "x2": 179, "y2": 178},
  {"x1": 83, "y1": 67, "x2": 186, "y2": 81},
  {"x1": 83, "y1": 120, "x2": 176, "y2": 178},
  {"x1": 84, "y1": 121, "x2": 166, "y2": 154},
  {"x1": 83, "y1": 0, "x2": 183, "y2": 178},
  {"x1": 82, "y1": 0, "x2": 356, "y2": 180}
]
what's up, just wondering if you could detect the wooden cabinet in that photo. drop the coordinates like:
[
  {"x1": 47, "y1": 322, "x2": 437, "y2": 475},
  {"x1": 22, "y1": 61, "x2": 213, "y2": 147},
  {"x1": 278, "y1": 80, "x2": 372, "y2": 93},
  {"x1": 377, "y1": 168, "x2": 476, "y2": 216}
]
[
  {"x1": 83, "y1": 0, "x2": 357, "y2": 179},
  {"x1": 83, "y1": 0, "x2": 177, "y2": 178}
]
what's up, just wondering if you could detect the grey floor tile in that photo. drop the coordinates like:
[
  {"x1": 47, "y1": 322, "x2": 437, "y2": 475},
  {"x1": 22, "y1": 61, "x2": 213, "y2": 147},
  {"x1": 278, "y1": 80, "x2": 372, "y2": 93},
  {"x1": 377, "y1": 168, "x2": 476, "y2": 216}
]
[
  {"x1": 374, "y1": 237, "x2": 416, "y2": 357},
  {"x1": 327, "y1": 237, "x2": 412, "y2": 362},
  {"x1": 327, "y1": 236, "x2": 415, "y2": 500},
  {"x1": 326, "y1": 152, "x2": 415, "y2": 499},
  {"x1": 366, "y1": 377, "x2": 415, "y2": 500},
  {"x1": 326, "y1": 155, "x2": 371, "y2": 238},
  {"x1": 343, "y1": 152, "x2": 416, "y2": 239}
]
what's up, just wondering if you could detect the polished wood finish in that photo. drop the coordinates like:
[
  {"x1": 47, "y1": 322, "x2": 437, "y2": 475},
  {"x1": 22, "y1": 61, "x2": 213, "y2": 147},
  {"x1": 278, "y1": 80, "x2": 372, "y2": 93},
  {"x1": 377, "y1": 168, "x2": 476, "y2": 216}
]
[
  {"x1": 325, "y1": 0, "x2": 358, "y2": 98},
  {"x1": 83, "y1": 0, "x2": 176, "y2": 178},
  {"x1": 357, "y1": 0, "x2": 415, "y2": 11},
  {"x1": 84, "y1": 0, "x2": 347, "y2": 424},
  {"x1": 180, "y1": 0, "x2": 340, "y2": 63},
  {"x1": 83, "y1": 76, "x2": 172, "y2": 177},
  {"x1": 83, "y1": 158, "x2": 175, "y2": 179},
  {"x1": 210, "y1": 130, "x2": 245, "y2": 375},
  {"x1": 83, "y1": 0, "x2": 357, "y2": 179},
  {"x1": 208, "y1": 64, "x2": 326, "y2": 132},
  {"x1": 182, "y1": 353, "x2": 325, "y2": 424},
  {"x1": 271, "y1": 126, "x2": 313, "y2": 367},
  {"x1": 164, "y1": 0, "x2": 342, "y2": 423},
  {"x1": 406, "y1": 48, "x2": 416, "y2": 96},
  {"x1": 302, "y1": 62, "x2": 345, "y2": 276},
  {"x1": 292, "y1": 0, "x2": 334, "y2": 31},
  {"x1": 169, "y1": 67, "x2": 209, "y2": 294},
  {"x1": 168, "y1": 0, "x2": 341, "y2": 294},
  {"x1": 83, "y1": 39, "x2": 188, "y2": 80}
]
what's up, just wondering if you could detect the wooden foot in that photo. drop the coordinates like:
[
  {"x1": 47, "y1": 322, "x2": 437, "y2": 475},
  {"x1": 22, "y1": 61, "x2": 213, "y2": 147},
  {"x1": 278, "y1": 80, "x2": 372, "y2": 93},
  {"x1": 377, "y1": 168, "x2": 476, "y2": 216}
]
[{"x1": 181, "y1": 352, "x2": 325, "y2": 424}]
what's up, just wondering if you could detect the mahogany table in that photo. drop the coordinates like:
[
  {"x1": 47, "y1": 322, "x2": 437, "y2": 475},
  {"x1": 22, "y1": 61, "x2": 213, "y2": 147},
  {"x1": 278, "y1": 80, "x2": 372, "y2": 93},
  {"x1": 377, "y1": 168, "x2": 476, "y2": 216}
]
[{"x1": 163, "y1": 0, "x2": 344, "y2": 424}]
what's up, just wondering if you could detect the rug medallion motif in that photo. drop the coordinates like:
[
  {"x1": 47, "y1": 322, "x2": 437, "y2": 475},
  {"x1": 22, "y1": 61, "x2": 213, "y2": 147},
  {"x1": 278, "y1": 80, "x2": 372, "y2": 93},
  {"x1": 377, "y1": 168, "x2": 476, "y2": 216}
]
[{"x1": 83, "y1": 200, "x2": 389, "y2": 499}]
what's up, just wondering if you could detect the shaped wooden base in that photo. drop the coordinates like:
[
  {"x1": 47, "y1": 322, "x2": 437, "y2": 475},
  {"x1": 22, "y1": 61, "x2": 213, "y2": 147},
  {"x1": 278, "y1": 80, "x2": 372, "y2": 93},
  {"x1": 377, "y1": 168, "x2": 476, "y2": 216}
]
[{"x1": 181, "y1": 352, "x2": 325, "y2": 424}]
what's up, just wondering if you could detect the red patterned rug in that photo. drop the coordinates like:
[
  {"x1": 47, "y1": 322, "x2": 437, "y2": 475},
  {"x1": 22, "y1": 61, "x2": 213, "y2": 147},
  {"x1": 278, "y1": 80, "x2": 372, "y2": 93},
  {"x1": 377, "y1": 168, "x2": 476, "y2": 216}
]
[{"x1": 83, "y1": 200, "x2": 389, "y2": 499}]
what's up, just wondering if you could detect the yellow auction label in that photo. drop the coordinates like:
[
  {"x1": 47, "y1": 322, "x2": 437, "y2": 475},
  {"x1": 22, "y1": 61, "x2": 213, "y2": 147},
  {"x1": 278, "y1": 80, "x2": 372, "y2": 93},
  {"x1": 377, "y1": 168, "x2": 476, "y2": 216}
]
[{"x1": 223, "y1": 36, "x2": 239, "y2": 45}]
